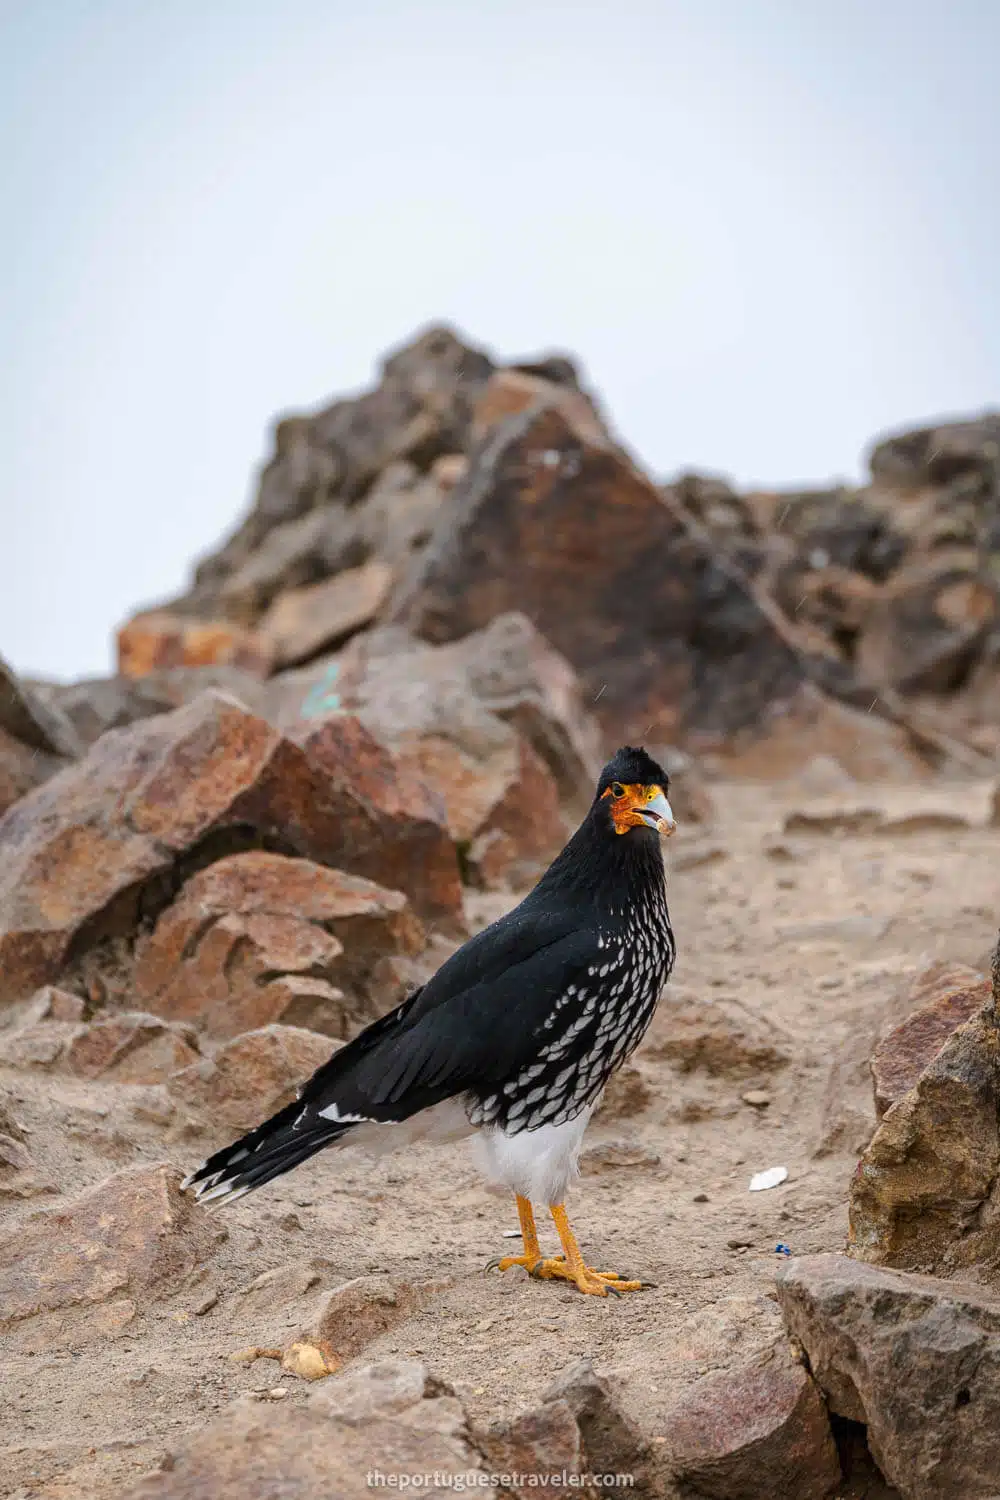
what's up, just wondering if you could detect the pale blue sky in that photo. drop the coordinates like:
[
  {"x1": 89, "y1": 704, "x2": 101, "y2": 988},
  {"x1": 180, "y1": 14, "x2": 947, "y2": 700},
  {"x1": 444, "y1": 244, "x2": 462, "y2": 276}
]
[{"x1": 1, "y1": 0, "x2": 997, "y2": 679}]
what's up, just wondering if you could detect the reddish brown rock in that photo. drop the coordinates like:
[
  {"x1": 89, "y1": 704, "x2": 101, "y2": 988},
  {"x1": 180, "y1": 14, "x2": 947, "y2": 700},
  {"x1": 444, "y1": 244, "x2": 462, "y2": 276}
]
[
  {"x1": 122, "y1": 1360, "x2": 481, "y2": 1499},
  {"x1": 778, "y1": 1252, "x2": 1000, "y2": 1500},
  {"x1": 258, "y1": 559, "x2": 395, "y2": 668},
  {"x1": 288, "y1": 714, "x2": 463, "y2": 930},
  {"x1": 117, "y1": 611, "x2": 274, "y2": 678},
  {"x1": 401, "y1": 733, "x2": 566, "y2": 889},
  {"x1": 872, "y1": 979, "x2": 992, "y2": 1117},
  {"x1": 0, "y1": 1163, "x2": 216, "y2": 1350},
  {"x1": 390, "y1": 398, "x2": 822, "y2": 751},
  {"x1": 665, "y1": 1340, "x2": 840, "y2": 1500},
  {"x1": 169, "y1": 1025, "x2": 335, "y2": 1131},
  {"x1": 133, "y1": 852, "x2": 425, "y2": 1039},
  {"x1": 0, "y1": 692, "x2": 461, "y2": 1006},
  {"x1": 65, "y1": 1012, "x2": 201, "y2": 1084}
]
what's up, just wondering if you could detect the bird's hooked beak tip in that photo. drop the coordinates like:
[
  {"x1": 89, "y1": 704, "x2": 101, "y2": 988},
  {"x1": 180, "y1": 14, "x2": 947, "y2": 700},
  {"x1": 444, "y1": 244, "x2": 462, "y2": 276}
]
[{"x1": 642, "y1": 790, "x2": 676, "y2": 836}]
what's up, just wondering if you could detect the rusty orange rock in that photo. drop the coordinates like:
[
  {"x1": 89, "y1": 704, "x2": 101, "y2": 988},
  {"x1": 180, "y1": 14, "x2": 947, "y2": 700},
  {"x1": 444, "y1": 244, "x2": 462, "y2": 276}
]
[
  {"x1": 134, "y1": 852, "x2": 425, "y2": 1039},
  {"x1": 66, "y1": 1013, "x2": 202, "y2": 1084},
  {"x1": 117, "y1": 611, "x2": 274, "y2": 679}
]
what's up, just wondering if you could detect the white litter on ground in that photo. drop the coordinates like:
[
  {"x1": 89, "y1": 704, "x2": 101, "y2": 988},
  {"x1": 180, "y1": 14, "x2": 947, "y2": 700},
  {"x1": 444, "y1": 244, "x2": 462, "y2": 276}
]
[{"x1": 749, "y1": 1166, "x2": 789, "y2": 1192}]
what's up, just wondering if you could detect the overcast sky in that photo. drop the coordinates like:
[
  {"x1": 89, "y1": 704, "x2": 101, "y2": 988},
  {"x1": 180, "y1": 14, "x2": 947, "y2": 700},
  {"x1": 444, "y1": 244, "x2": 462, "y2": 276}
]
[{"x1": 1, "y1": 0, "x2": 997, "y2": 681}]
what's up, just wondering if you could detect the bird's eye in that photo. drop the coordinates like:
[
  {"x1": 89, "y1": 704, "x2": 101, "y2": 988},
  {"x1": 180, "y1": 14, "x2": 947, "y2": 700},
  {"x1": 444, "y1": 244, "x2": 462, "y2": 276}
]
[{"x1": 611, "y1": 782, "x2": 626, "y2": 799}]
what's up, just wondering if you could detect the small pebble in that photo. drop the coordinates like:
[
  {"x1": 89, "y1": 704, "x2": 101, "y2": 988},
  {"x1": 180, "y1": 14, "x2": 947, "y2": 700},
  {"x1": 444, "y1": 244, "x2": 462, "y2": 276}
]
[
  {"x1": 692, "y1": 1192, "x2": 710, "y2": 1203},
  {"x1": 741, "y1": 1090, "x2": 771, "y2": 1108},
  {"x1": 269, "y1": 1387, "x2": 288, "y2": 1400}
]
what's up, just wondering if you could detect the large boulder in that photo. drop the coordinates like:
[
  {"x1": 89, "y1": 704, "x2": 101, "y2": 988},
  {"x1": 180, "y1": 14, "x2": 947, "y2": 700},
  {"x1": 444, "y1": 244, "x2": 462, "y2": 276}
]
[
  {"x1": 167, "y1": 324, "x2": 497, "y2": 620},
  {"x1": 0, "y1": 691, "x2": 461, "y2": 1007},
  {"x1": 389, "y1": 397, "x2": 813, "y2": 751},
  {"x1": 778, "y1": 1253, "x2": 1000, "y2": 1500}
]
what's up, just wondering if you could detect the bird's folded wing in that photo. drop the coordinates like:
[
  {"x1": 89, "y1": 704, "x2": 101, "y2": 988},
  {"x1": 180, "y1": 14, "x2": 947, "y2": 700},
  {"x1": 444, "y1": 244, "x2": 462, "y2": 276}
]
[{"x1": 295, "y1": 920, "x2": 597, "y2": 1126}]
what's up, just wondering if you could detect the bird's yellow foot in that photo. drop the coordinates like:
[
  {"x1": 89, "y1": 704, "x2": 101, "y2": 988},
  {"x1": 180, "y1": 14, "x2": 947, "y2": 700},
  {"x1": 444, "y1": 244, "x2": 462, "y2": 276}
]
[
  {"x1": 487, "y1": 1251, "x2": 543, "y2": 1274},
  {"x1": 530, "y1": 1255, "x2": 646, "y2": 1296}
]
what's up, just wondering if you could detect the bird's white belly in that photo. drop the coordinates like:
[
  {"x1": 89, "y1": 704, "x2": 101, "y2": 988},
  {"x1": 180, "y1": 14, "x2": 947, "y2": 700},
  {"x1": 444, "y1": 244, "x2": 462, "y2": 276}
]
[{"x1": 471, "y1": 1103, "x2": 596, "y2": 1205}]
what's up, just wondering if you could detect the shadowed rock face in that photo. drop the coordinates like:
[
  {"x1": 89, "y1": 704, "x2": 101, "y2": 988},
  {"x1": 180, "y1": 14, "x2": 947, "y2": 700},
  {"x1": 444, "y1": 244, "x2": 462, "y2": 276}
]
[{"x1": 391, "y1": 401, "x2": 809, "y2": 748}]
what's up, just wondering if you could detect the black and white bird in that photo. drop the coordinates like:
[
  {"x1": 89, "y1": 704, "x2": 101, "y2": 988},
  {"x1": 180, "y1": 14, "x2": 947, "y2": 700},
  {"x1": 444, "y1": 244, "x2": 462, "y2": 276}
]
[{"x1": 182, "y1": 746, "x2": 676, "y2": 1296}]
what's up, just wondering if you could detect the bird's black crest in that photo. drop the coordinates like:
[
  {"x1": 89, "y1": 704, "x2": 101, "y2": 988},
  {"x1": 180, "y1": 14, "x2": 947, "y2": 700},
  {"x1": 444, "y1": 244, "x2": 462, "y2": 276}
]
[{"x1": 596, "y1": 746, "x2": 670, "y2": 797}]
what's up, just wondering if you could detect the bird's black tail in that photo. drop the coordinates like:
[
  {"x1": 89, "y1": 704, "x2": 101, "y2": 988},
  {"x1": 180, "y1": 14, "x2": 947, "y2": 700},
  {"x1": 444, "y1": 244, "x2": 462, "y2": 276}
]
[{"x1": 180, "y1": 1096, "x2": 353, "y2": 1207}]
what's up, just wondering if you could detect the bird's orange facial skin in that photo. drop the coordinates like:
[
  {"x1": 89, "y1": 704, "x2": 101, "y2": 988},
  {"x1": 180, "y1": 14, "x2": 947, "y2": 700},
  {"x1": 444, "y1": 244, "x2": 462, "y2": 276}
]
[{"x1": 602, "y1": 782, "x2": 667, "y2": 835}]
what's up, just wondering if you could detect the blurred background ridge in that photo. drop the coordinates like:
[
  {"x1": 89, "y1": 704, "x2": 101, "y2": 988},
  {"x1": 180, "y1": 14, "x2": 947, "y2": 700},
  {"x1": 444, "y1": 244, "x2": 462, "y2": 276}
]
[{"x1": 1, "y1": 0, "x2": 997, "y2": 679}]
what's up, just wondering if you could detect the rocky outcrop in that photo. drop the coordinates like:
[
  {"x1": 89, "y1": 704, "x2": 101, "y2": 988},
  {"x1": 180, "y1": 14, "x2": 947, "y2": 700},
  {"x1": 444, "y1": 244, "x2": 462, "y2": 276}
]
[
  {"x1": 778, "y1": 1253, "x2": 1000, "y2": 1500},
  {"x1": 168, "y1": 1025, "x2": 337, "y2": 1131},
  {"x1": 849, "y1": 947, "x2": 1000, "y2": 1277},
  {"x1": 390, "y1": 398, "x2": 810, "y2": 750}
]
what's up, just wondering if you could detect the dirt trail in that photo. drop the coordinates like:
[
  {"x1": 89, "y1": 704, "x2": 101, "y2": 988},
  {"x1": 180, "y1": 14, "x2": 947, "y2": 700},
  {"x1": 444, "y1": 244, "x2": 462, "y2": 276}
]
[{"x1": 3, "y1": 775, "x2": 998, "y2": 1499}]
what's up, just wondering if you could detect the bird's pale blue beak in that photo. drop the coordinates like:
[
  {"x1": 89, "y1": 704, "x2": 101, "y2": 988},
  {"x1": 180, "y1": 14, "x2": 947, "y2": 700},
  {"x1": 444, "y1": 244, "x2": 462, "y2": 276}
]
[{"x1": 639, "y1": 789, "x2": 676, "y2": 835}]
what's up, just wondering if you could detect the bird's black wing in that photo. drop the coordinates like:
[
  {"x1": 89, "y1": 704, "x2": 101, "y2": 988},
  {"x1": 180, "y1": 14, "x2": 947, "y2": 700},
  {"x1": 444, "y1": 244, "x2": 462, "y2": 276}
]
[
  {"x1": 294, "y1": 906, "x2": 596, "y2": 1124},
  {"x1": 183, "y1": 904, "x2": 599, "y2": 1203}
]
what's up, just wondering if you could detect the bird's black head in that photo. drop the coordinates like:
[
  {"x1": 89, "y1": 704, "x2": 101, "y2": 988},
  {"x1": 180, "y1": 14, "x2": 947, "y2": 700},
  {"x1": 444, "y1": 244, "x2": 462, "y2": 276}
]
[{"x1": 595, "y1": 746, "x2": 676, "y2": 838}]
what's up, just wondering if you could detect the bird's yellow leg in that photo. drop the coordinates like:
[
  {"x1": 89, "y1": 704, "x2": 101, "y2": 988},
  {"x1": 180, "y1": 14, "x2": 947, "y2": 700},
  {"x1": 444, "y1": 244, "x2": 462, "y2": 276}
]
[
  {"x1": 489, "y1": 1194, "x2": 543, "y2": 1273},
  {"x1": 531, "y1": 1204, "x2": 646, "y2": 1297}
]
